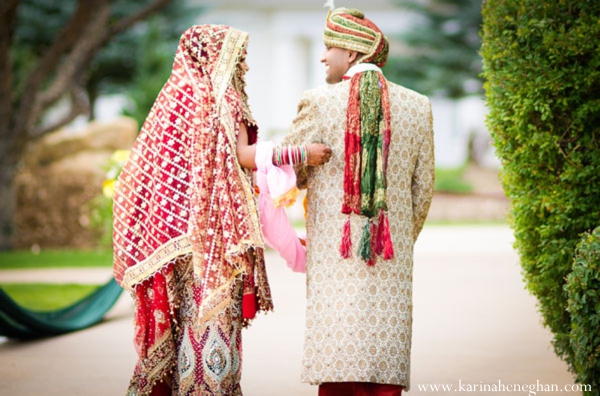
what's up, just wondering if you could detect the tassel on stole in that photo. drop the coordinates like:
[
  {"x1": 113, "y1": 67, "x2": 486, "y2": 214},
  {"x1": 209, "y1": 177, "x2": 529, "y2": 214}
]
[
  {"x1": 381, "y1": 212, "x2": 394, "y2": 260},
  {"x1": 374, "y1": 210, "x2": 385, "y2": 256},
  {"x1": 358, "y1": 220, "x2": 373, "y2": 263},
  {"x1": 340, "y1": 215, "x2": 353, "y2": 258}
]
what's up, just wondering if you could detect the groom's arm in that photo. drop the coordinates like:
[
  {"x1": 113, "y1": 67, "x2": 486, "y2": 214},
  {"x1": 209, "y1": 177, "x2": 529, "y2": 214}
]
[{"x1": 281, "y1": 90, "x2": 322, "y2": 188}]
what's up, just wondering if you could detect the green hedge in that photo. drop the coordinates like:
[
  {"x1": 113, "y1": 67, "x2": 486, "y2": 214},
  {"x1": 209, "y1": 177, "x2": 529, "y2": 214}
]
[
  {"x1": 481, "y1": 0, "x2": 600, "y2": 384},
  {"x1": 566, "y1": 227, "x2": 600, "y2": 392}
]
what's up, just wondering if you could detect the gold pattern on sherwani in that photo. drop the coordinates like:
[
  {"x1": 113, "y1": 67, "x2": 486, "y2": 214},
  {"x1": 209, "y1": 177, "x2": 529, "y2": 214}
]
[
  {"x1": 283, "y1": 80, "x2": 435, "y2": 390},
  {"x1": 113, "y1": 25, "x2": 272, "y2": 395}
]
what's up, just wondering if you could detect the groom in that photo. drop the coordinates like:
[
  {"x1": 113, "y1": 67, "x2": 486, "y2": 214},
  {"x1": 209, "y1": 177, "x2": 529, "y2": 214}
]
[{"x1": 283, "y1": 6, "x2": 435, "y2": 395}]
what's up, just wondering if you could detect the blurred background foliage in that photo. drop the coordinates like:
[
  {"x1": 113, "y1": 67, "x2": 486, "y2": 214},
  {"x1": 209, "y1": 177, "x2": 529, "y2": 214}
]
[
  {"x1": 434, "y1": 166, "x2": 473, "y2": 194},
  {"x1": 12, "y1": 0, "x2": 202, "y2": 126},
  {"x1": 385, "y1": 0, "x2": 483, "y2": 98}
]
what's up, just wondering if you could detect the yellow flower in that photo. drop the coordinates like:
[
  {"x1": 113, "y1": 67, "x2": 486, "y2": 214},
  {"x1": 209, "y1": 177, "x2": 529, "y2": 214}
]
[
  {"x1": 103, "y1": 179, "x2": 116, "y2": 198},
  {"x1": 111, "y1": 150, "x2": 130, "y2": 163}
]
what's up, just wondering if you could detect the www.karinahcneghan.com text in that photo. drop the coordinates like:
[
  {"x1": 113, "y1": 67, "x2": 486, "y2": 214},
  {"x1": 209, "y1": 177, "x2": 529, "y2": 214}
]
[{"x1": 416, "y1": 380, "x2": 591, "y2": 395}]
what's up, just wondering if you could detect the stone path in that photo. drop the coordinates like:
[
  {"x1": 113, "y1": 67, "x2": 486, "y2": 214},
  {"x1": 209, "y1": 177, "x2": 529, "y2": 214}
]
[{"x1": 0, "y1": 225, "x2": 576, "y2": 395}]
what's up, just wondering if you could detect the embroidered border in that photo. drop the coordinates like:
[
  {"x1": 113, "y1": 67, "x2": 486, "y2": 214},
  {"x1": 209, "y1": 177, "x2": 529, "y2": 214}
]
[
  {"x1": 123, "y1": 234, "x2": 192, "y2": 290},
  {"x1": 213, "y1": 29, "x2": 249, "y2": 106}
]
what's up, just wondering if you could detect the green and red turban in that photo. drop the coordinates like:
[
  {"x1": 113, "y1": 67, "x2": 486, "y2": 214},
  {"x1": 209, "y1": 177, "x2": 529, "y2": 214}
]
[{"x1": 323, "y1": 7, "x2": 389, "y2": 67}]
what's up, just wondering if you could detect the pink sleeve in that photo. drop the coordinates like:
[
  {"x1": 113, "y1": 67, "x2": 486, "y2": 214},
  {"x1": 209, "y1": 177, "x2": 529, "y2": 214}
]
[{"x1": 255, "y1": 142, "x2": 306, "y2": 273}]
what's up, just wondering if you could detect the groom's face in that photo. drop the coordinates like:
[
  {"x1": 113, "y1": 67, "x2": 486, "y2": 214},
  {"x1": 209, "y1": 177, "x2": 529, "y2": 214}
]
[{"x1": 320, "y1": 46, "x2": 354, "y2": 84}]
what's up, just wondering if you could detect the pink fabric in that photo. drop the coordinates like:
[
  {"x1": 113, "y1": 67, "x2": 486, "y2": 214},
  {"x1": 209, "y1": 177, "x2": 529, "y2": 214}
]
[{"x1": 255, "y1": 142, "x2": 306, "y2": 273}]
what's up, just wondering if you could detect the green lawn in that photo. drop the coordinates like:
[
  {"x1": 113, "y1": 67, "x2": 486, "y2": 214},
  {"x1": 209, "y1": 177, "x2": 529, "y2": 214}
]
[
  {"x1": 0, "y1": 249, "x2": 113, "y2": 269},
  {"x1": 1, "y1": 283, "x2": 101, "y2": 311},
  {"x1": 435, "y1": 166, "x2": 473, "y2": 194},
  {"x1": 0, "y1": 250, "x2": 112, "y2": 310}
]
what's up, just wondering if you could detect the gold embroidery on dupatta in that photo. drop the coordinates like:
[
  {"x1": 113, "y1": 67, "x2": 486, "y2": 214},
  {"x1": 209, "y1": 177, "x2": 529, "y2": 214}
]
[
  {"x1": 198, "y1": 268, "x2": 243, "y2": 324},
  {"x1": 213, "y1": 29, "x2": 248, "y2": 105},
  {"x1": 122, "y1": 235, "x2": 192, "y2": 291}
]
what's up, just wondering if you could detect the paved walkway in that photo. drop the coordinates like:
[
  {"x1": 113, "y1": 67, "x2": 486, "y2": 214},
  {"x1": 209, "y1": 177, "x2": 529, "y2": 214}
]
[{"x1": 0, "y1": 225, "x2": 576, "y2": 395}]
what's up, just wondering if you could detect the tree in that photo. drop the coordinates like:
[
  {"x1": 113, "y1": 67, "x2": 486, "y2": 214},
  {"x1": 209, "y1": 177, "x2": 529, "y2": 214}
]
[
  {"x1": 0, "y1": 0, "x2": 174, "y2": 249},
  {"x1": 87, "y1": 2, "x2": 201, "y2": 122},
  {"x1": 117, "y1": 17, "x2": 182, "y2": 126},
  {"x1": 481, "y1": 0, "x2": 600, "y2": 386},
  {"x1": 384, "y1": 0, "x2": 483, "y2": 98}
]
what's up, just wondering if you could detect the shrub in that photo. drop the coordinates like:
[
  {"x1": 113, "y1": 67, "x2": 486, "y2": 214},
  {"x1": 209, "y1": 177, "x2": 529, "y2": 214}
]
[
  {"x1": 434, "y1": 166, "x2": 473, "y2": 194},
  {"x1": 565, "y1": 227, "x2": 600, "y2": 392},
  {"x1": 481, "y1": 0, "x2": 600, "y2": 380}
]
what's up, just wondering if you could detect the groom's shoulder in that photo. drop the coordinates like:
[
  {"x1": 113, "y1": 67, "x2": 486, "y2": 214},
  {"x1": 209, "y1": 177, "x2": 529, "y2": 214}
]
[
  {"x1": 387, "y1": 80, "x2": 430, "y2": 105},
  {"x1": 300, "y1": 81, "x2": 350, "y2": 102}
]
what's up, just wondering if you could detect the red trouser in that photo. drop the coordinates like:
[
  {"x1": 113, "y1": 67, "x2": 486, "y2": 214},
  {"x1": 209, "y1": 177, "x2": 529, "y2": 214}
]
[
  {"x1": 319, "y1": 382, "x2": 403, "y2": 396},
  {"x1": 150, "y1": 381, "x2": 171, "y2": 396}
]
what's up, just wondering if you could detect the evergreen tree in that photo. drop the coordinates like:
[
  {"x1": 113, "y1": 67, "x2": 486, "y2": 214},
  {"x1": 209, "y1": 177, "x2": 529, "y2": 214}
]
[{"x1": 384, "y1": 0, "x2": 483, "y2": 98}]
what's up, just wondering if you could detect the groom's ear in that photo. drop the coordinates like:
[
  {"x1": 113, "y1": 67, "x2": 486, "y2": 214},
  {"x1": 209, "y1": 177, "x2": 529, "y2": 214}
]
[{"x1": 347, "y1": 50, "x2": 361, "y2": 65}]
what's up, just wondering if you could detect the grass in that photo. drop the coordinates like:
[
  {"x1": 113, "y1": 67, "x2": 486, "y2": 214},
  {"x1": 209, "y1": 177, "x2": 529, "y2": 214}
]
[
  {"x1": 435, "y1": 166, "x2": 473, "y2": 194},
  {"x1": 1, "y1": 283, "x2": 101, "y2": 311},
  {"x1": 0, "y1": 250, "x2": 111, "y2": 310},
  {"x1": 0, "y1": 249, "x2": 113, "y2": 270}
]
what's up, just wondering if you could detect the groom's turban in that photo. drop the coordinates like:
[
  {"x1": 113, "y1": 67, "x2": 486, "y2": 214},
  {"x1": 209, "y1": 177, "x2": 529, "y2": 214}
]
[{"x1": 323, "y1": 7, "x2": 389, "y2": 67}]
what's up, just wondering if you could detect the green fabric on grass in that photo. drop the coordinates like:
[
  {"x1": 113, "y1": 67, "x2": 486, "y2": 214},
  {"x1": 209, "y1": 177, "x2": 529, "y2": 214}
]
[{"x1": 0, "y1": 278, "x2": 122, "y2": 339}]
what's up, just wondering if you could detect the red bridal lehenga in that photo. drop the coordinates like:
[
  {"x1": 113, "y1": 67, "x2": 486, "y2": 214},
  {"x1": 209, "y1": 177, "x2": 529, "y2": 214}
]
[{"x1": 112, "y1": 25, "x2": 272, "y2": 395}]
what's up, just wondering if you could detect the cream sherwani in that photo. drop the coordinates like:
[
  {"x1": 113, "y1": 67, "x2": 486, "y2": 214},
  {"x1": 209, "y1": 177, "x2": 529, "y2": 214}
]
[{"x1": 282, "y1": 78, "x2": 435, "y2": 390}]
